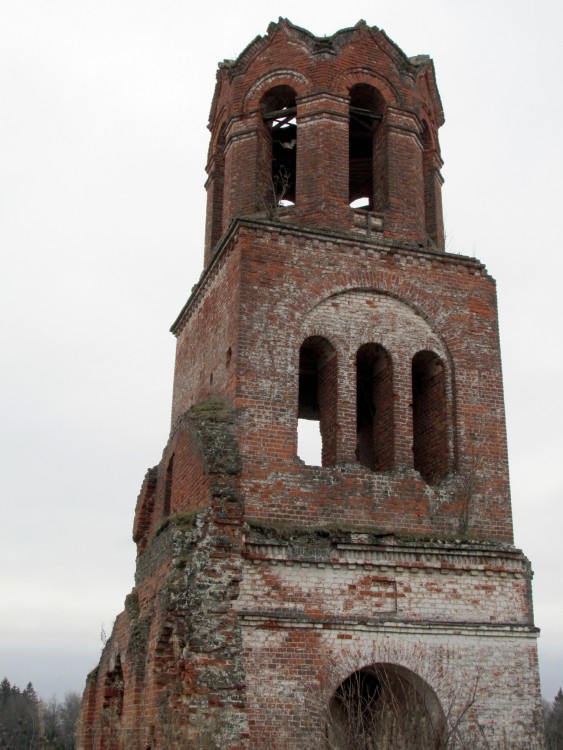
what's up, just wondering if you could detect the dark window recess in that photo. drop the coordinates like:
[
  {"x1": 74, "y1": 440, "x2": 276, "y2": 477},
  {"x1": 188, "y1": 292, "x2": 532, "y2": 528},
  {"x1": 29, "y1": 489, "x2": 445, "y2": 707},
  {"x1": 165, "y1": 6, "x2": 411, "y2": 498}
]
[
  {"x1": 412, "y1": 351, "x2": 449, "y2": 483},
  {"x1": 356, "y1": 344, "x2": 394, "y2": 471},
  {"x1": 262, "y1": 86, "x2": 297, "y2": 206},
  {"x1": 298, "y1": 336, "x2": 337, "y2": 467},
  {"x1": 349, "y1": 84, "x2": 385, "y2": 210},
  {"x1": 329, "y1": 666, "x2": 444, "y2": 748}
]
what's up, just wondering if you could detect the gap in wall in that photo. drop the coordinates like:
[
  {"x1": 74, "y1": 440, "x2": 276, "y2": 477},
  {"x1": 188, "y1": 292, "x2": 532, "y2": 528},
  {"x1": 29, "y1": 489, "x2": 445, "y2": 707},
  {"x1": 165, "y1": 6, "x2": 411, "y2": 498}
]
[{"x1": 297, "y1": 418, "x2": 322, "y2": 466}]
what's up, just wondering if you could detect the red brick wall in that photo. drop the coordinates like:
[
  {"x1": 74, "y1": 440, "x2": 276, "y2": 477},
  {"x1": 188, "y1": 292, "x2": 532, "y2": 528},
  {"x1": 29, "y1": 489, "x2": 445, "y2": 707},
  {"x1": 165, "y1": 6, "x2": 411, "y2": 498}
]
[
  {"x1": 205, "y1": 20, "x2": 444, "y2": 256},
  {"x1": 78, "y1": 21, "x2": 544, "y2": 750},
  {"x1": 173, "y1": 215, "x2": 513, "y2": 542},
  {"x1": 209, "y1": 222, "x2": 512, "y2": 541},
  {"x1": 171, "y1": 235, "x2": 241, "y2": 423}
]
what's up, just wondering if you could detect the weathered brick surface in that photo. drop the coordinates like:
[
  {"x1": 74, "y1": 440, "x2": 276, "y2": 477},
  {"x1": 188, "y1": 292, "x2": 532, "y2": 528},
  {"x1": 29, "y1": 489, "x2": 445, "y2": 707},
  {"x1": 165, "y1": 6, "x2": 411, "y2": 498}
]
[
  {"x1": 241, "y1": 626, "x2": 543, "y2": 749},
  {"x1": 239, "y1": 535, "x2": 534, "y2": 626},
  {"x1": 204, "y1": 20, "x2": 445, "y2": 261},
  {"x1": 78, "y1": 405, "x2": 249, "y2": 749},
  {"x1": 172, "y1": 221, "x2": 512, "y2": 542},
  {"x1": 78, "y1": 20, "x2": 544, "y2": 750}
]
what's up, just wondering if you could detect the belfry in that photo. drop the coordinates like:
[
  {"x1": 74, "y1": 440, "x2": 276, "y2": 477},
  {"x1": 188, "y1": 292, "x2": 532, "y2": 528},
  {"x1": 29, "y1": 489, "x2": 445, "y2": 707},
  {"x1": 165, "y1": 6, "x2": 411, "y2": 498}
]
[{"x1": 78, "y1": 20, "x2": 545, "y2": 749}]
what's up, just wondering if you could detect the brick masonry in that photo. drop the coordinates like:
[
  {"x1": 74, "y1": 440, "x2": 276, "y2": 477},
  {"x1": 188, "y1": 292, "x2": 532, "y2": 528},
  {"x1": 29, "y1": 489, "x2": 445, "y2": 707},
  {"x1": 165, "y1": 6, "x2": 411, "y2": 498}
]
[{"x1": 78, "y1": 20, "x2": 544, "y2": 750}]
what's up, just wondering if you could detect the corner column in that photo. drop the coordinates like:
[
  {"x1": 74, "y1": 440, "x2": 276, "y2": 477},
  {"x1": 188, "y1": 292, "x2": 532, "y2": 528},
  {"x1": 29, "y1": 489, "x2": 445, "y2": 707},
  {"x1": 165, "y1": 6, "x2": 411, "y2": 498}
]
[
  {"x1": 384, "y1": 108, "x2": 426, "y2": 246},
  {"x1": 295, "y1": 92, "x2": 351, "y2": 230}
]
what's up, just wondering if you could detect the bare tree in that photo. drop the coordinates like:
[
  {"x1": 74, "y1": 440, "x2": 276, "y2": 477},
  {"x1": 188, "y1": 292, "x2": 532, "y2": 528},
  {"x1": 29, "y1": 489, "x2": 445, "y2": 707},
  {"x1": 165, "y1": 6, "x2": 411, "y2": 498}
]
[{"x1": 260, "y1": 165, "x2": 292, "y2": 219}]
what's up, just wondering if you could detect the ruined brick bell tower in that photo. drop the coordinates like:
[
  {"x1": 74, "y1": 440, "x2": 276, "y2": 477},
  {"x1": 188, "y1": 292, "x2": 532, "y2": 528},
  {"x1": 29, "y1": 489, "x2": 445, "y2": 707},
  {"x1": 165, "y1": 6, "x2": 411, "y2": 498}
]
[{"x1": 79, "y1": 20, "x2": 545, "y2": 749}]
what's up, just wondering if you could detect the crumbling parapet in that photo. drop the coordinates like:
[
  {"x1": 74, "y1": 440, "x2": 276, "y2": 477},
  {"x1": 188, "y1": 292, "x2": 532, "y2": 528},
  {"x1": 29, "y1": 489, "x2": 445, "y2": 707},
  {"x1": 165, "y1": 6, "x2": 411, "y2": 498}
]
[{"x1": 79, "y1": 401, "x2": 249, "y2": 749}]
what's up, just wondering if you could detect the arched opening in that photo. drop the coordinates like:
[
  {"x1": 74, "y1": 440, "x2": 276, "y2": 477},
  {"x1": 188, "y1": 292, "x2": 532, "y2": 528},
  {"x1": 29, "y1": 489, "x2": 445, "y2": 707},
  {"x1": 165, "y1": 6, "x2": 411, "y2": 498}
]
[
  {"x1": 298, "y1": 336, "x2": 337, "y2": 467},
  {"x1": 349, "y1": 84, "x2": 385, "y2": 210},
  {"x1": 262, "y1": 86, "x2": 297, "y2": 208},
  {"x1": 356, "y1": 344, "x2": 394, "y2": 471},
  {"x1": 328, "y1": 665, "x2": 444, "y2": 750},
  {"x1": 412, "y1": 351, "x2": 449, "y2": 483}
]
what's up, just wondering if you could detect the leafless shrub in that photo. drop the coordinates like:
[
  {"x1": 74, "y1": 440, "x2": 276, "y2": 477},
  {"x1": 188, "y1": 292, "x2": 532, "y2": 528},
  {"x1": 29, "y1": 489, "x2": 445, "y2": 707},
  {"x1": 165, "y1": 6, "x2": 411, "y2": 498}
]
[
  {"x1": 260, "y1": 166, "x2": 292, "y2": 218},
  {"x1": 325, "y1": 664, "x2": 451, "y2": 750},
  {"x1": 315, "y1": 643, "x2": 545, "y2": 750}
]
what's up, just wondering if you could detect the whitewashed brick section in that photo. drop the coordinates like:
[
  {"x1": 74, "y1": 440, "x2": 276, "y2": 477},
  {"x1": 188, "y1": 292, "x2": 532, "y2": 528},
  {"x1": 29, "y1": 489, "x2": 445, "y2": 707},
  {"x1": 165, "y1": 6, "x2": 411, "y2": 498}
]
[
  {"x1": 303, "y1": 289, "x2": 447, "y2": 363},
  {"x1": 241, "y1": 626, "x2": 544, "y2": 749},
  {"x1": 239, "y1": 559, "x2": 530, "y2": 624}
]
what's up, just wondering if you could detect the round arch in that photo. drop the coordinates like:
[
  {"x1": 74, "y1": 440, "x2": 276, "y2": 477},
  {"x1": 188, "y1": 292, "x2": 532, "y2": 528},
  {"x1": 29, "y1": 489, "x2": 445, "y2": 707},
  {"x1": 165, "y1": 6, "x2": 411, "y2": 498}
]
[
  {"x1": 242, "y1": 69, "x2": 311, "y2": 112},
  {"x1": 333, "y1": 66, "x2": 400, "y2": 106},
  {"x1": 328, "y1": 663, "x2": 445, "y2": 749},
  {"x1": 300, "y1": 286, "x2": 457, "y2": 477}
]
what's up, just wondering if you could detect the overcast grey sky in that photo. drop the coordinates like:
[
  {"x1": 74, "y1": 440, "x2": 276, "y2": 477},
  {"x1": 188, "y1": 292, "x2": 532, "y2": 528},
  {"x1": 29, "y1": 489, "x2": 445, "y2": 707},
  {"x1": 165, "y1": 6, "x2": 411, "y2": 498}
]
[{"x1": 1, "y1": 0, "x2": 561, "y2": 703}]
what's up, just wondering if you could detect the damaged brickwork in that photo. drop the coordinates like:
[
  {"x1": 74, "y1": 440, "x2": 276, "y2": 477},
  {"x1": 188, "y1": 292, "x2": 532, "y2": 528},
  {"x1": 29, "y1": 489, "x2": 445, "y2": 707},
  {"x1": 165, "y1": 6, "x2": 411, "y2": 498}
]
[
  {"x1": 79, "y1": 403, "x2": 249, "y2": 748},
  {"x1": 78, "y1": 19, "x2": 545, "y2": 750}
]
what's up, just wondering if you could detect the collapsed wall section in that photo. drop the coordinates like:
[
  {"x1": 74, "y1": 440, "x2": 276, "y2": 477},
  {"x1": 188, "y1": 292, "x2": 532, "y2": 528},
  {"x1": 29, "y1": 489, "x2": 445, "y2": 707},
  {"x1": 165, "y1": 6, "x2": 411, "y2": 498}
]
[{"x1": 78, "y1": 402, "x2": 249, "y2": 750}]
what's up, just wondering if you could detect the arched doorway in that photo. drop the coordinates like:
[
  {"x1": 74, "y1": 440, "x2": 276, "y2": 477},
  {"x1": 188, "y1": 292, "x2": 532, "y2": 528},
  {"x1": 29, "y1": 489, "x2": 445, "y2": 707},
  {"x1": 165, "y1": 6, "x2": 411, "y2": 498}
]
[{"x1": 328, "y1": 664, "x2": 445, "y2": 749}]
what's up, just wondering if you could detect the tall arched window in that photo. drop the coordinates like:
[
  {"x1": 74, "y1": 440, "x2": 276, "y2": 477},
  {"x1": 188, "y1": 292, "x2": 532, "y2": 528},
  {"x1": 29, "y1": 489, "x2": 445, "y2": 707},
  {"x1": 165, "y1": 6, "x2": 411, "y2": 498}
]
[
  {"x1": 298, "y1": 336, "x2": 337, "y2": 466},
  {"x1": 262, "y1": 86, "x2": 297, "y2": 208},
  {"x1": 356, "y1": 344, "x2": 394, "y2": 471},
  {"x1": 412, "y1": 351, "x2": 449, "y2": 483},
  {"x1": 349, "y1": 84, "x2": 385, "y2": 210}
]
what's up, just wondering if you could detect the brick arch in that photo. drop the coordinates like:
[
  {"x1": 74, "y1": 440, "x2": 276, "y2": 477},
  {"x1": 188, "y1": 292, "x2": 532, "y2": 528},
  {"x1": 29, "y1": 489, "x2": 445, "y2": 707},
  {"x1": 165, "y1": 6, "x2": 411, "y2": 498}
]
[
  {"x1": 231, "y1": 20, "x2": 315, "y2": 78},
  {"x1": 332, "y1": 67, "x2": 399, "y2": 106},
  {"x1": 301, "y1": 278, "x2": 453, "y2": 367},
  {"x1": 243, "y1": 69, "x2": 311, "y2": 112},
  {"x1": 300, "y1": 281, "x2": 458, "y2": 470},
  {"x1": 296, "y1": 253, "x2": 462, "y2": 331},
  {"x1": 298, "y1": 326, "x2": 349, "y2": 367},
  {"x1": 327, "y1": 661, "x2": 445, "y2": 747},
  {"x1": 415, "y1": 67, "x2": 445, "y2": 128},
  {"x1": 319, "y1": 638, "x2": 457, "y2": 708},
  {"x1": 302, "y1": 285, "x2": 452, "y2": 373}
]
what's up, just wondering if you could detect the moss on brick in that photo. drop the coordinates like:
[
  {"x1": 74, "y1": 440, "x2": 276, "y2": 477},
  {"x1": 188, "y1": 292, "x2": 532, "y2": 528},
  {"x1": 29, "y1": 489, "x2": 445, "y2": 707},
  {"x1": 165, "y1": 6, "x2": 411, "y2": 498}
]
[
  {"x1": 155, "y1": 510, "x2": 200, "y2": 537},
  {"x1": 187, "y1": 396, "x2": 234, "y2": 423}
]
